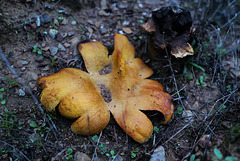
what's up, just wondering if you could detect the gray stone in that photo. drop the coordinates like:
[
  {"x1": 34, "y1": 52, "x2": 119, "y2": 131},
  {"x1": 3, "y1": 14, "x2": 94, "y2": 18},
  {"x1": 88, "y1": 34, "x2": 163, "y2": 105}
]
[
  {"x1": 112, "y1": 6, "x2": 118, "y2": 12},
  {"x1": 98, "y1": 10, "x2": 109, "y2": 16},
  {"x1": 73, "y1": 48, "x2": 79, "y2": 56},
  {"x1": 70, "y1": 37, "x2": 80, "y2": 49},
  {"x1": 80, "y1": 35, "x2": 87, "y2": 41},
  {"x1": 53, "y1": 18, "x2": 59, "y2": 26},
  {"x1": 41, "y1": 42, "x2": 46, "y2": 47},
  {"x1": 61, "y1": 18, "x2": 68, "y2": 25},
  {"x1": 60, "y1": 32, "x2": 68, "y2": 38},
  {"x1": 26, "y1": 71, "x2": 38, "y2": 81},
  {"x1": 71, "y1": 20, "x2": 77, "y2": 25},
  {"x1": 68, "y1": 31, "x2": 75, "y2": 37},
  {"x1": 122, "y1": 20, "x2": 130, "y2": 26},
  {"x1": 138, "y1": 3, "x2": 143, "y2": 8},
  {"x1": 109, "y1": 154, "x2": 123, "y2": 161},
  {"x1": 19, "y1": 89, "x2": 25, "y2": 96},
  {"x1": 29, "y1": 82, "x2": 36, "y2": 89},
  {"x1": 64, "y1": 43, "x2": 71, "y2": 48},
  {"x1": 87, "y1": 27, "x2": 93, "y2": 34},
  {"x1": 100, "y1": 0, "x2": 108, "y2": 10},
  {"x1": 36, "y1": 16, "x2": 40, "y2": 27},
  {"x1": 117, "y1": 2, "x2": 128, "y2": 9},
  {"x1": 74, "y1": 151, "x2": 91, "y2": 161},
  {"x1": 42, "y1": 46, "x2": 50, "y2": 52},
  {"x1": 50, "y1": 47, "x2": 58, "y2": 56},
  {"x1": 56, "y1": 33, "x2": 64, "y2": 42},
  {"x1": 36, "y1": 56, "x2": 44, "y2": 62},
  {"x1": 182, "y1": 110, "x2": 194, "y2": 123},
  {"x1": 20, "y1": 67, "x2": 26, "y2": 72},
  {"x1": 87, "y1": 20, "x2": 94, "y2": 25},
  {"x1": 142, "y1": 12, "x2": 147, "y2": 16},
  {"x1": 49, "y1": 29, "x2": 58, "y2": 39},
  {"x1": 150, "y1": 146, "x2": 165, "y2": 161},
  {"x1": 119, "y1": 30, "x2": 124, "y2": 35},
  {"x1": 57, "y1": 33, "x2": 68, "y2": 41},
  {"x1": 42, "y1": 66, "x2": 50, "y2": 71},
  {"x1": 19, "y1": 60, "x2": 29, "y2": 65},
  {"x1": 58, "y1": 9, "x2": 69, "y2": 15},
  {"x1": 40, "y1": 13, "x2": 52, "y2": 24},
  {"x1": 98, "y1": 0, "x2": 109, "y2": 16},
  {"x1": 58, "y1": 43, "x2": 66, "y2": 52},
  {"x1": 100, "y1": 28, "x2": 108, "y2": 34}
]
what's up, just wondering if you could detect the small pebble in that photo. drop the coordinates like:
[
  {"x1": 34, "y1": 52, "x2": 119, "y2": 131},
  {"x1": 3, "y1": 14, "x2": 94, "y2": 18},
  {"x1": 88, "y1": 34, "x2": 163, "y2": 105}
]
[
  {"x1": 74, "y1": 151, "x2": 91, "y2": 161},
  {"x1": 88, "y1": 27, "x2": 93, "y2": 34},
  {"x1": 109, "y1": 154, "x2": 123, "y2": 161},
  {"x1": 98, "y1": 10, "x2": 109, "y2": 16},
  {"x1": 49, "y1": 29, "x2": 58, "y2": 39},
  {"x1": 142, "y1": 12, "x2": 147, "y2": 16},
  {"x1": 150, "y1": 146, "x2": 165, "y2": 161},
  {"x1": 117, "y1": 2, "x2": 128, "y2": 9},
  {"x1": 20, "y1": 67, "x2": 26, "y2": 72},
  {"x1": 26, "y1": 71, "x2": 38, "y2": 81},
  {"x1": 42, "y1": 66, "x2": 50, "y2": 71},
  {"x1": 35, "y1": 56, "x2": 44, "y2": 62},
  {"x1": 60, "y1": 32, "x2": 68, "y2": 38},
  {"x1": 68, "y1": 31, "x2": 75, "y2": 37},
  {"x1": 71, "y1": 21, "x2": 77, "y2": 25},
  {"x1": 50, "y1": 47, "x2": 58, "y2": 56},
  {"x1": 56, "y1": 34, "x2": 64, "y2": 42},
  {"x1": 61, "y1": 18, "x2": 68, "y2": 25},
  {"x1": 64, "y1": 43, "x2": 71, "y2": 48},
  {"x1": 100, "y1": 28, "x2": 108, "y2": 34},
  {"x1": 70, "y1": 37, "x2": 80, "y2": 48},
  {"x1": 40, "y1": 13, "x2": 52, "y2": 24},
  {"x1": 19, "y1": 89, "x2": 25, "y2": 96},
  {"x1": 182, "y1": 110, "x2": 194, "y2": 123},
  {"x1": 58, "y1": 9, "x2": 69, "y2": 15},
  {"x1": 87, "y1": 20, "x2": 94, "y2": 25},
  {"x1": 41, "y1": 42, "x2": 46, "y2": 47},
  {"x1": 29, "y1": 82, "x2": 36, "y2": 89},
  {"x1": 53, "y1": 18, "x2": 59, "y2": 26},
  {"x1": 42, "y1": 46, "x2": 50, "y2": 52},
  {"x1": 138, "y1": 3, "x2": 143, "y2": 8},
  {"x1": 122, "y1": 20, "x2": 130, "y2": 26},
  {"x1": 119, "y1": 30, "x2": 124, "y2": 35},
  {"x1": 36, "y1": 16, "x2": 41, "y2": 26},
  {"x1": 58, "y1": 43, "x2": 66, "y2": 52},
  {"x1": 19, "y1": 60, "x2": 29, "y2": 65}
]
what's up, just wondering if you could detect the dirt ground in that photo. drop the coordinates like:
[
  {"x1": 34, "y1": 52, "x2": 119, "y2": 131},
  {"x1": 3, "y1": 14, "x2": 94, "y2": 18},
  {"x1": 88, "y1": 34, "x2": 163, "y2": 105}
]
[{"x1": 0, "y1": 0, "x2": 239, "y2": 161}]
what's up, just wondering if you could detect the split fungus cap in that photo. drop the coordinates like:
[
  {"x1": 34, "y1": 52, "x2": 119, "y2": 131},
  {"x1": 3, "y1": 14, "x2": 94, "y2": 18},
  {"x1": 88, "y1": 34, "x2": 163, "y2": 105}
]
[{"x1": 38, "y1": 34, "x2": 174, "y2": 143}]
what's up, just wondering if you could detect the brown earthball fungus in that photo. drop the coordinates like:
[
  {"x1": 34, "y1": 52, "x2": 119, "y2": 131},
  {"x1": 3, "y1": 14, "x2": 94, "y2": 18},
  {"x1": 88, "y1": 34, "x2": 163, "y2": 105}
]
[{"x1": 141, "y1": 6, "x2": 194, "y2": 59}]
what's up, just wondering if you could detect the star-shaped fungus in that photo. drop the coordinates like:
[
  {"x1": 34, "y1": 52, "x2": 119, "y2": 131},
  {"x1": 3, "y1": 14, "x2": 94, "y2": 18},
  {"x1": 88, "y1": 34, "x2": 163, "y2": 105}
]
[{"x1": 38, "y1": 34, "x2": 174, "y2": 143}]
